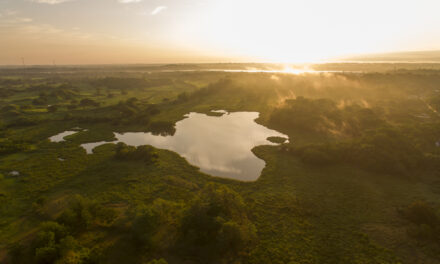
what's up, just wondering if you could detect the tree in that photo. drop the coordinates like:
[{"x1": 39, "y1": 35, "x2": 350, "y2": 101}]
[
  {"x1": 177, "y1": 184, "x2": 257, "y2": 262},
  {"x1": 115, "y1": 143, "x2": 159, "y2": 164}
]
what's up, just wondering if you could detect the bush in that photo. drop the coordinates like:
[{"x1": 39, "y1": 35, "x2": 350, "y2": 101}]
[
  {"x1": 402, "y1": 201, "x2": 440, "y2": 243},
  {"x1": 404, "y1": 201, "x2": 439, "y2": 227},
  {"x1": 177, "y1": 184, "x2": 257, "y2": 262},
  {"x1": 115, "y1": 143, "x2": 159, "y2": 164},
  {"x1": 131, "y1": 199, "x2": 183, "y2": 251},
  {"x1": 57, "y1": 195, "x2": 117, "y2": 232}
]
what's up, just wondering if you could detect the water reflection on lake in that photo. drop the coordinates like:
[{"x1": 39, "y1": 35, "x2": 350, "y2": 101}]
[
  {"x1": 49, "y1": 131, "x2": 78, "y2": 142},
  {"x1": 81, "y1": 112, "x2": 288, "y2": 181}
]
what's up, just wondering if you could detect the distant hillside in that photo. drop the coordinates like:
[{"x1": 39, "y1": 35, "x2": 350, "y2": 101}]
[{"x1": 344, "y1": 50, "x2": 440, "y2": 62}]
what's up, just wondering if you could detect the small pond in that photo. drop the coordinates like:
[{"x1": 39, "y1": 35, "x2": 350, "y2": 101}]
[
  {"x1": 79, "y1": 111, "x2": 288, "y2": 181},
  {"x1": 49, "y1": 131, "x2": 78, "y2": 142}
]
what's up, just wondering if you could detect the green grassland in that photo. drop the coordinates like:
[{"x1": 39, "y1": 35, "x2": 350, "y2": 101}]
[{"x1": 0, "y1": 64, "x2": 440, "y2": 264}]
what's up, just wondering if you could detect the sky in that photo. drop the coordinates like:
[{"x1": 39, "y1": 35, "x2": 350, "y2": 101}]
[{"x1": 0, "y1": 0, "x2": 440, "y2": 65}]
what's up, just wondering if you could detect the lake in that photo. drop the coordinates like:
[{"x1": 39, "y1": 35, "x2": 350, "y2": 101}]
[{"x1": 79, "y1": 111, "x2": 288, "y2": 181}]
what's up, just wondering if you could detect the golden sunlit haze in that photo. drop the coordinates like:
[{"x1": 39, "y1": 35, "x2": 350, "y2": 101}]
[{"x1": 1, "y1": 0, "x2": 440, "y2": 64}]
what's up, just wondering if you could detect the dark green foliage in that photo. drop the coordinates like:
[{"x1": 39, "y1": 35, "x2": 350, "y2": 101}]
[
  {"x1": 270, "y1": 97, "x2": 385, "y2": 137},
  {"x1": 117, "y1": 103, "x2": 137, "y2": 116},
  {"x1": 132, "y1": 208, "x2": 160, "y2": 248},
  {"x1": 49, "y1": 88, "x2": 77, "y2": 100},
  {"x1": 31, "y1": 222, "x2": 67, "y2": 264},
  {"x1": 299, "y1": 146, "x2": 334, "y2": 166},
  {"x1": 289, "y1": 127, "x2": 425, "y2": 175},
  {"x1": 2, "y1": 67, "x2": 440, "y2": 264},
  {"x1": 115, "y1": 143, "x2": 159, "y2": 164},
  {"x1": 131, "y1": 199, "x2": 183, "y2": 252},
  {"x1": 47, "y1": 105, "x2": 57, "y2": 113},
  {"x1": 7, "y1": 116, "x2": 37, "y2": 127},
  {"x1": 270, "y1": 97, "x2": 337, "y2": 133},
  {"x1": 266, "y1": 136, "x2": 287, "y2": 144},
  {"x1": 177, "y1": 184, "x2": 256, "y2": 262},
  {"x1": 91, "y1": 77, "x2": 150, "y2": 90},
  {"x1": 32, "y1": 97, "x2": 47, "y2": 105},
  {"x1": 146, "y1": 104, "x2": 160, "y2": 115},
  {"x1": 0, "y1": 88, "x2": 17, "y2": 98},
  {"x1": 1, "y1": 104, "x2": 20, "y2": 112},
  {"x1": 146, "y1": 259, "x2": 168, "y2": 264},
  {"x1": 80, "y1": 99, "x2": 100, "y2": 108},
  {"x1": 148, "y1": 121, "x2": 175, "y2": 136},
  {"x1": 0, "y1": 139, "x2": 30, "y2": 155},
  {"x1": 401, "y1": 201, "x2": 440, "y2": 243},
  {"x1": 10, "y1": 196, "x2": 117, "y2": 263},
  {"x1": 57, "y1": 195, "x2": 117, "y2": 232},
  {"x1": 8, "y1": 243, "x2": 26, "y2": 264},
  {"x1": 173, "y1": 92, "x2": 188, "y2": 104},
  {"x1": 403, "y1": 201, "x2": 439, "y2": 228}
]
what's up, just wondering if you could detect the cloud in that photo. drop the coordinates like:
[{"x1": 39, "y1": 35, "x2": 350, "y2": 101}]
[
  {"x1": 31, "y1": 0, "x2": 73, "y2": 4},
  {"x1": 118, "y1": 0, "x2": 144, "y2": 3},
  {"x1": 1, "y1": 10, "x2": 19, "y2": 16},
  {"x1": 151, "y1": 6, "x2": 167, "y2": 15}
]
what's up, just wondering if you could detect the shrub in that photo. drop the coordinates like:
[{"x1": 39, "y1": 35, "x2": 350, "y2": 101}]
[
  {"x1": 57, "y1": 195, "x2": 117, "y2": 232},
  {"x1": 115, "y1": 143, "x2": 159, "y2": 164},
  {"x1": 177, "y1": 184, "x2": 257, "y2": 262},
  {"x1": 404, "y1": 201, "x2": 439, "y2": 227}
]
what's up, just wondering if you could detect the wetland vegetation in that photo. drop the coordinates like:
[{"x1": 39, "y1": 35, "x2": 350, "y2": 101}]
[{"x1": 1, "y1": 63, "x2": 440, "y2": 263}]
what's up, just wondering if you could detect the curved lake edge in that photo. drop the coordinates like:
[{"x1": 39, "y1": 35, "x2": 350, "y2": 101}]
[{"x1": 51, "y1": 110, "x2": 289, "y2": 181}]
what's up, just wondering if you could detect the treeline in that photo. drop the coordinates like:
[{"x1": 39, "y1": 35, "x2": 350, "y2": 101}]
[
  {"x1": 62, "y1": 97, "x2": 175, "y2": 135},
  {"x1": 283, "y1": 127, "x2": 428, "y2": 176},
  {"x1": 271, "y1": 97, "x2": 440, "y2": 176},
  {"x1": 8, "y1": 185, "x2": 256, "y2": 264},
  {"x1": 269, "y1": 97, "x2": 385, "y2": 137},
  {"x1": 90, "y1": 77, "x2": 173, "y2": 91},
  {"x1": 172, "y1": 78, "x2": 232, "y2": 104}
]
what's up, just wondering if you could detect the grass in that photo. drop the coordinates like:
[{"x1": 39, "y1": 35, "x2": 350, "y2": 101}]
[{"x1": 0, "y1": 66, "x2": 440, "y2": 263}]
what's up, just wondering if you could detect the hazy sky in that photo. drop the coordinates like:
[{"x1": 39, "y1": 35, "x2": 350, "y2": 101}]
[{"x1": 1, "y1": 0, "x2": 440, "y2": 64}]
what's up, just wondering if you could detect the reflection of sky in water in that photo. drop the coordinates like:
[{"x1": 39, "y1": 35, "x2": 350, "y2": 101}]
[
  {"x1": 81, "y1": 112, "x2": 288, "y2": 181},
  {"x1": 49, "y1": 131, "x2": 78, "y2": 142}
]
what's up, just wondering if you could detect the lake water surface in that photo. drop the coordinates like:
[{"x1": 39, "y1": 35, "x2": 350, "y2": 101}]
[
  {"x1": 49, "y1": 131, "x2": 78, "y2": 142},
  {"x1": 80, "y1": 111, "x2": 288, "y2": 181}
]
